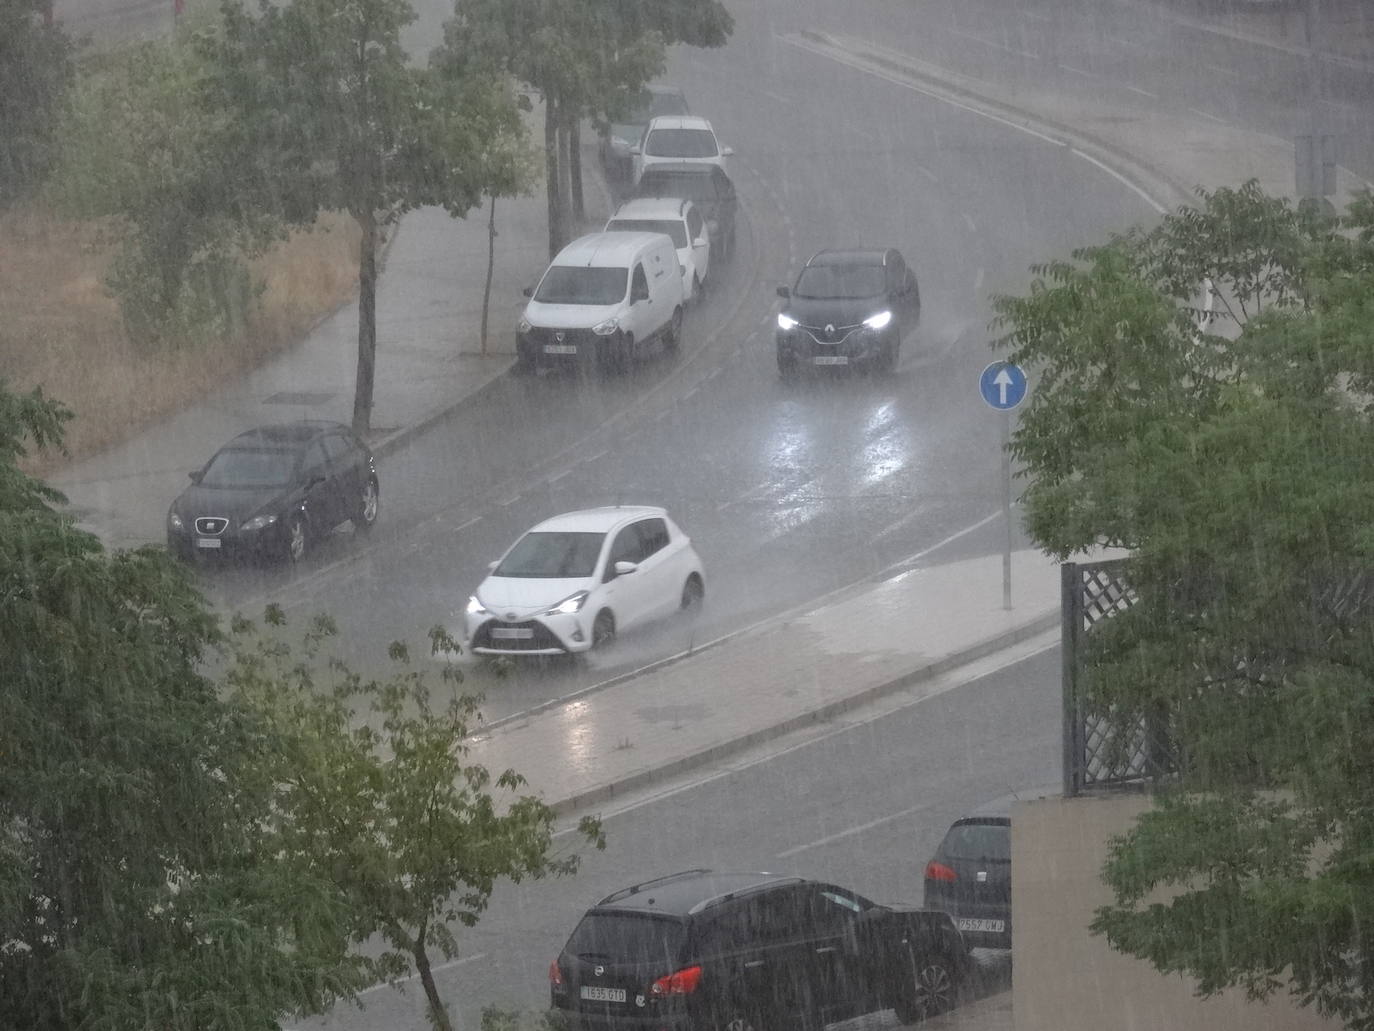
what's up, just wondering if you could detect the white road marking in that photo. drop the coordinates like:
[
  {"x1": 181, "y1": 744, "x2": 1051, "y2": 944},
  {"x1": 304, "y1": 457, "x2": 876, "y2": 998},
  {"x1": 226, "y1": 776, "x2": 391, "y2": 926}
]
[
  {"x1": 1107, "y1": 34, "x2": 1145, "y2": 52},
  {"x1": 356, "y1": 952, "x2": 490, "y2": 997},
  {"x1": 1057, "y1": 62, "x2": 1096, "y2": 78},
  {"x1": 764, "y1": 90, "x2": 793, "y2": 105},
  {"x1": 1188, "y1": 106, "x2": 1229, "y2": 125},
  {"x1": 949, "y1": 27, "x2": 1039, "y2": 61},
  {"x1": 746, "y1": 329, "x2": 759, "y2": 342},
  {"x1": 876, "y1": 508, "x2": 1000, "y2": 554},
  {"x1": 1124, "y1": 84, "x2": 1158, "y2": 99},
  {"x1": 1023, "y1": 9, "x2": 1052, "y2": 22},
  {"x1": 776, "y1": 800, "x2": 938, "y2": 858},
  {"x1": 1069, "y1": 146, "x2": 1166, "y2": 213},
  {"x1": 584, "y1": 449, "x2": 608, "y2": 464},
  {"x1": 962, "y1": 211, "x2": 978, "y2": 233},
  {"x1": 496, "y1": 493, "x2": 520, "y2": 507},
  {"x1": 915, "y1": 163, "x2": 940, "y2": 183},
  {"x1": 547, "y1": 468, "x2": 574, "y2": 485},
  {"x1": 1204, "y1": 62, "x2": 1241, "y2": 79},
  {"x1": 454, "y1": 515, "x2": 483, "y2": 533},
  {"x1": 682, "y1": 385, "x2": 700, "y2": 401}
]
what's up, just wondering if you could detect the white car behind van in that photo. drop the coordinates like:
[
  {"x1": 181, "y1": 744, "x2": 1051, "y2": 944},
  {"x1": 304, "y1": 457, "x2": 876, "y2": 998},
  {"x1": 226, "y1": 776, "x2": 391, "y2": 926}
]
[
  {"x1": 517, "y1": 232, "x2": 687, "y2": 373},
  {"x1": 605, "y1": 197, "x2": 711, "y2": 303}
]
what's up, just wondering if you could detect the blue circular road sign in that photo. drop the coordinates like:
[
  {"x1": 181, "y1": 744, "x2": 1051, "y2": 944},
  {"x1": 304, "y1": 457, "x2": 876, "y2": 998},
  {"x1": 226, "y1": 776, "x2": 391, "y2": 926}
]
[{"x1": 979, "y1": 361, "x2": 1027, "y2": 411}]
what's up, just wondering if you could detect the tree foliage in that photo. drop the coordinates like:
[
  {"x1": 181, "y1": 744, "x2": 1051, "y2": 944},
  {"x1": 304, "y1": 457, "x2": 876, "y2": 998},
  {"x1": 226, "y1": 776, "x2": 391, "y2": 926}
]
[
  {"x1": 0, "y1": 0, "x2": 74, "y2": 205},
  {"x1": 992, "y1": 182, "x2": 1374, "y2": 1028},
  {"x1": 202, "y1": 0, "x2": 530, "y2": 434},
  {"x1": 225, "y1": 615, "x2": 604, "y2": 1031}
]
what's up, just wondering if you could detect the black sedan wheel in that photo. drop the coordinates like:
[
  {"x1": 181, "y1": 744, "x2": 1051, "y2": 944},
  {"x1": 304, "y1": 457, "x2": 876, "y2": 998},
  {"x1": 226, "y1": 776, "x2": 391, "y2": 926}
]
[
  {"x1": 355, "y1": 476, "x2": 380, "y2": 534},
  {"x1": 893, "y1": 947, "x2": 957, "y2": 1024},
  {"x1": 285, "y1": 514, "x2": 308, "y2": 564}
]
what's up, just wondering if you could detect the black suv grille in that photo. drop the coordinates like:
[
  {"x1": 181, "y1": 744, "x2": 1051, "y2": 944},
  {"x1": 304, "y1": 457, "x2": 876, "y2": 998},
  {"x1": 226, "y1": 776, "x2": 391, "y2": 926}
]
[{"x1": 798, "y1": 322, "x2": 861, "y2": 345}]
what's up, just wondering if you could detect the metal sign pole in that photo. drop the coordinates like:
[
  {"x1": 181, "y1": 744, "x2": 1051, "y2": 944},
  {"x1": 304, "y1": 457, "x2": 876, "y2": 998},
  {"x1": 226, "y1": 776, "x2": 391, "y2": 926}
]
[{"x1": 1002, "y1": 408, "x2": 1012, "y2": 610}]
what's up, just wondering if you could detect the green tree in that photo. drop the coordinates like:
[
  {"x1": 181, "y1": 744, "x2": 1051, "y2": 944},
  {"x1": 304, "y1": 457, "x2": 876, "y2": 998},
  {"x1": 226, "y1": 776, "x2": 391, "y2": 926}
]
[
  {"x1": 203, "y1": 0, "x2": 529, "y2": 435},
  {"x1": 437, "y1": 0, "x2": 732, "y2": 258},
  {"x1": 47, "y1": 35, "x2": 278, "y2": 343},
  {"x1": 0, "y1": 380, "x2": 366, "y2": 1030},
  {"x1": 992, "y1": 182, "x2": 1374, "y2": 1028},
  {"x1": 226, "y1": 614, "x2": 605, "y2": 1031},
  {"x1": 0, "y1": 0, "x2": 74, "y2": 205}
]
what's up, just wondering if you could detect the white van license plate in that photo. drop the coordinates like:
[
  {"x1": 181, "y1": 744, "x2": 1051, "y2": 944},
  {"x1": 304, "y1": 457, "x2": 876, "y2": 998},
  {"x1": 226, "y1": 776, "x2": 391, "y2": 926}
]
[
  {"x1": 196, "y1": 538, "x2": 222, "y2": 549},
  {"x1": 580, "y1": 986, "x2": 626, "y2": 1003},
  {"x1": 544, "y1": 344, "x2": 578, "y2": 355},
  {"x1": 956, "y1": 918, "x2": 1004, "y2": 933},
  {"x1": 491, "y1": 627, "x2": 534, "y2": 639},
  {"x1": 813, "y1": 355, "x2": 848, "y2": 365}
]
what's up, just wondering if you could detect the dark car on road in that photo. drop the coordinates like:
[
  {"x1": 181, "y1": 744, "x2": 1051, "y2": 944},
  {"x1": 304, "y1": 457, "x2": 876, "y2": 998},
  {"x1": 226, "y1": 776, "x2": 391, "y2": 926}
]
[
  {"x1": 634, "y1": 162, "x2": 738, "y2": 262},
  {"x1": 550, "y1": 868, "x2": 968, "y2": 1031},
  {"x1": 775, "y1": 248, "x2": 920, "y2": 378},
  {"x1": 166, "y1": 420, "x2": 379, "y2": 565},
  {"x1": 923, "y1": 810, "x2": 1012, "y2": 951}
]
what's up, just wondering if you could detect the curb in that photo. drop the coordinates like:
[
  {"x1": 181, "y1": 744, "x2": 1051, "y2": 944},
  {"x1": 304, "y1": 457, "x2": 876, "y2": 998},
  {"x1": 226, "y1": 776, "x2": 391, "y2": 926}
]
[
  {"x1": 792, "y1": 30, "x2": 1193, "y2": 213},
  {"x1": 545, "y1": 611, "x2": 1060, "y2": 817}
]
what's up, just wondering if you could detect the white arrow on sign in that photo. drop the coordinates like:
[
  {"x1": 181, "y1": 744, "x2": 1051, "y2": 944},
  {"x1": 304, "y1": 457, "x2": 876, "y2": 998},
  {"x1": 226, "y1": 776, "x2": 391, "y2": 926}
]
[{"x1": 993, "y1": 367, "x2": 1014, "y2": 406}]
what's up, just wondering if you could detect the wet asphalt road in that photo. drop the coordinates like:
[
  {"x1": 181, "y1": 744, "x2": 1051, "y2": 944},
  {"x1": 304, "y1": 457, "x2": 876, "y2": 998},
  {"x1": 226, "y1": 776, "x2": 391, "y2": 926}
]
[
  {"x1": 287, "y1": 639, "x2": 1060, "y2": 1031},
  {"x1": 201, "y1": 0, "x2": 1150, "y2": 718}
]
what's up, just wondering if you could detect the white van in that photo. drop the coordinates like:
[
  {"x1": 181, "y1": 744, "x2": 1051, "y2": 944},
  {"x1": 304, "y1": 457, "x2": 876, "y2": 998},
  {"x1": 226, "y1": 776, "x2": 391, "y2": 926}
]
[{"x1": 517, "y1": 232, "x2": 686, "y2": 372}]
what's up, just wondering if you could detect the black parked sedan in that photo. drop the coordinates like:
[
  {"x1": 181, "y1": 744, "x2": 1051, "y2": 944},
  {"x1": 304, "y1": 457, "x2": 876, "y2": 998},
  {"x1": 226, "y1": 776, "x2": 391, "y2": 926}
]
[
  {"x1": 775, "y1": 248, "x2": 920, "y2": 378},
  {"x1": 166, "y1": 421, "x2": 379, "y2": 564},
  {"x1": 551, "y1": 869, "x2": 968, "y2": 1031}
]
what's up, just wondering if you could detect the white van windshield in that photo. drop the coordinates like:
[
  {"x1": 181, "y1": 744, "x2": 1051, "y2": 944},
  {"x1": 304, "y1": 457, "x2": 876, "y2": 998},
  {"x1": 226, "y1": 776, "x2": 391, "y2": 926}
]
[{"x1": 533, "y1": 266, "x2": 628, "y2": 305}]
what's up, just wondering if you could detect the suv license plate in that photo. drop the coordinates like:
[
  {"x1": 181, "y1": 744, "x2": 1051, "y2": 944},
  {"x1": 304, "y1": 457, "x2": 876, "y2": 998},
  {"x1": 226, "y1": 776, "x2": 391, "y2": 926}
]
[
  {"x1": 813, "y1": 355, "x2": 848, "y2": 365},
  {"x1": 195, "y1": 538, "x2": 222, "y2": 549},
  {"x1": 544, "y1": 344, "x2": 578, "y2": 355},
  {"x1": 956, "y1": 918, "x2": 1004, "y2": 933},
  {"x1": 580, "y1": 986, "x2": 626, "y2": 1003},
  {"x1": 491, "y1": 627, "x2": 534, "y2": 639}
]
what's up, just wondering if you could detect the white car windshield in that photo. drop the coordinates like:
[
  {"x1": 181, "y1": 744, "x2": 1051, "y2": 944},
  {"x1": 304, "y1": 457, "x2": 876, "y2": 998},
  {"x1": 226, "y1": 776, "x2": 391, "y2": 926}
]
[
  {"x1": 606, "y1": 218, "x2": 688, "y2": 248},
  {"x1": 494, "y1": 532, "x2": 605, "y2": 578},
  {"x1": 533, "y1": 267, "x2": 627, "y2": 305}
]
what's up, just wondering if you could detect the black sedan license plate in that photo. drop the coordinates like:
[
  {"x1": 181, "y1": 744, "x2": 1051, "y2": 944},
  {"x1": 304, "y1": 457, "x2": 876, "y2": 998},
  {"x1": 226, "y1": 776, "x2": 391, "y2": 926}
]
[
  {"x1": 195, "y1": 538, "x2": 222, "y2": 549},
  {"x1": 580, "y1": 986, "x2": 626, "y2": 1003}
]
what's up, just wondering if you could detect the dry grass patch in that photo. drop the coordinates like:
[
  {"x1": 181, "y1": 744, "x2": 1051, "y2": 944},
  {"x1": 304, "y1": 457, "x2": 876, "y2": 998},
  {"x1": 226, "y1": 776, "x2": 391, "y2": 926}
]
[{"x1": 1, "y1": 207, "x2": 360, "y2": 475}]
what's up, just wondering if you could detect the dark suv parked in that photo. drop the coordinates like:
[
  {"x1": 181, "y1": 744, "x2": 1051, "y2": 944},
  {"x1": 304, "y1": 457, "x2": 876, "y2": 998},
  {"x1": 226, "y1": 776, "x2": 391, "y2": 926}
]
[
  {"x1": 775, "y1": 248, "x2": 920, "y2": 378},
  {"x1": 550, "y1": 869, "x2": 967, "y2": 1031},
  {"x1": 166, "y1": 420, "x2": 379, "y2": 565},
  {"x1": 634, "y1": 162, "x2": 738, "y2": 262}
]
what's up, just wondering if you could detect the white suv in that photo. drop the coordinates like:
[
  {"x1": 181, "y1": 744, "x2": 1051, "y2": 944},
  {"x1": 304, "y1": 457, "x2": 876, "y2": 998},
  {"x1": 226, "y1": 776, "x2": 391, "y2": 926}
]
[
  {"x1": 605, "y1": 197, "x2": 711, "y2": 302},
  {"x1": 631, "y1": 115, "x2": 732, "y2": 185}
]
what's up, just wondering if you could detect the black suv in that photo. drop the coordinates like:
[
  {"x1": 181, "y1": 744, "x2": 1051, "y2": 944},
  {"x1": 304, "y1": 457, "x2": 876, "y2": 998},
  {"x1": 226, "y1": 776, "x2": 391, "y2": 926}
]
[
  {"x1": 166, "y1": 420, "x2": 379, "y2": 565},
  {"x1": 775, "y1": 248, "x2": 920, "y2": 378},
  {"x1": 634, "y1": 162, "x2": 738, "y2": 262},
  {"x1": 550, "y1": 869, "x2": 967, "y2": 1031}
]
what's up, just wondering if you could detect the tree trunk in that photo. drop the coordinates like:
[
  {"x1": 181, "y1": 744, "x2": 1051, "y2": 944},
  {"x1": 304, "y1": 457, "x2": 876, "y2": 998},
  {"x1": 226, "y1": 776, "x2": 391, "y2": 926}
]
[
  {"x1": 413, "y1": 917, "x2": 454, "y2": 1031},
  {"x1": 569, "y1": 119, "x2": 585, "y2": 222},
  {"x1": 544, "y1": 94, "x2": 564, "y2": 260},
  {"x1": 480, "y1": 195, "x2": 497, "y2": 355},
  {"x1": 352, "y1": 207, "x2": 378, "y2": 437}
]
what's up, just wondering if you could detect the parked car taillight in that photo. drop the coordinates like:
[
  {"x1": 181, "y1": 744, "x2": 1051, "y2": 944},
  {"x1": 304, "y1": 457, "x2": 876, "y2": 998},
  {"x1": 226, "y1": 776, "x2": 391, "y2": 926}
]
[
  {"x1": 650, "y1": 965, "x2": 703, "y2": 996},
  {"x1": 925, "y1": 860, "x2": 957, "y2": 882},
  {"x1": 549, "y1": 960, "x2": 566, "y2": 993}
]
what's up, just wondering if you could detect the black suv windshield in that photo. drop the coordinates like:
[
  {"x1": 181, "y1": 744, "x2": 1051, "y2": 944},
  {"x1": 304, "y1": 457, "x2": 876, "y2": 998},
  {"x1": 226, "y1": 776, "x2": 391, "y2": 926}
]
[
  {"x1": 566, "y1": 912, "x2": 688, "y2": 966},
  {"x1": 200, "y1": 448, "x2": 296, "y2": 489},
  {"x1": 495, "y1": 532, "x2": 605, "y2": 578},
  {"x1": 534, "y1": 267, "x2": 627, "y2": 305},
  {"x1": 942, "y1": 822, "x2": 1010, "y2": 861},
  {"x1": 794, "y1": 264, "x2": 886, "y2": 300},
  {"x1": 606, "y1": 218, "x2": 688, "y2": 248}
]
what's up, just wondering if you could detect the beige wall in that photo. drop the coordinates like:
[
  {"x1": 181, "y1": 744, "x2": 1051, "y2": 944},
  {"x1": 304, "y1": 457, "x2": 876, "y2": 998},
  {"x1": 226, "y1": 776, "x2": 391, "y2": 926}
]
[{"x1": 1012, "y1": 793, "x2": 1336, "y2": 1031}]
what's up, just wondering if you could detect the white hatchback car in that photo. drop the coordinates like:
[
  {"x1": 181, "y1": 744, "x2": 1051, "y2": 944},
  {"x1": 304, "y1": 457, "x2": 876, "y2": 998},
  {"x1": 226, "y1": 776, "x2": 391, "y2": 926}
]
[
  {"x1": 605, "y1": 197, "x2": 711, "y2": 301},
  {"x1": 631, "y1": 115, "x2": 732, "y2": 185},
  {"x1": 465, "y1": 506, "x2": 705, "y2": 656}
]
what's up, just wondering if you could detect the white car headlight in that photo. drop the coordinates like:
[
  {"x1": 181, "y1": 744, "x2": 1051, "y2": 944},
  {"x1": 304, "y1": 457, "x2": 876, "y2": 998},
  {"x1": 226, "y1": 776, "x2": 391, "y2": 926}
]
[
  {"x1": 517, "y1": 316, "x2": 532, "y2": 334},
  {"x1": 592, "y1": 317, "x2": 620, "y2": 336},
  {"x1": 466, "y1": 596, "x2": 489, "y2": 617},
  {"x1": 168, "y1": 511, "x2": 184, "y2": 531},
  {"x1": 543, "y1": 591, "x2": 589, "y2": 616},
  {"x1": 863, "y1": 310, "x2": 893, "y2": 330},
  {"x1": 240, "y1": 513, "x2": 277, "y2": 532},
  {"x1": 777, "y1": 313, "x2": 798, "y2": 331}
]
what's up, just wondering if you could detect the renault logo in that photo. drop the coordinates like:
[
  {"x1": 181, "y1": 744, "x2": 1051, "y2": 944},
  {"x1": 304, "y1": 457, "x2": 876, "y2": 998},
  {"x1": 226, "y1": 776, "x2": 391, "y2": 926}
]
[
  {"x1": 594, "y1": 965, "x2": 605, "y2": 977},
  {"x1": 506, "y1": 612, "x2": 517, "y2": 621},
  {"x1": 825, "y1": 324, "x2": 835, "y2": 335}
]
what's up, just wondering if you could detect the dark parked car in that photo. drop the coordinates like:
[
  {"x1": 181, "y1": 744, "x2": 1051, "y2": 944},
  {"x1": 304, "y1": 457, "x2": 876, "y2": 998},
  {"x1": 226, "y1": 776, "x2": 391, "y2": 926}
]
[
  {"x1": 634, "y1": 162, "x2": 738, "y2": 262},
  {"x1": 775, "y1": 248, "x2": 920, "y2": 378},
  {"x1": 923, "y1": 809, "x2": 1012, "y2": 951},
  {"x1": 550, "y1": 869, "x2": 968, "y2": 1031},
  {"x1": 600, "y1": 84, "x2": 690, "y2": 181},
  {"x1": 166, "y1": 420, "x2": 379, "y2": 564}
]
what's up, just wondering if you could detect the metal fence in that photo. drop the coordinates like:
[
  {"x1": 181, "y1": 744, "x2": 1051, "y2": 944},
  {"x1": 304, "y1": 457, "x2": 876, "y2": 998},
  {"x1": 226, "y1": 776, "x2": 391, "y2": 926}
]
[{"x1": 1061, "y1": 558, "x2": 1173, "y2": 797}]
